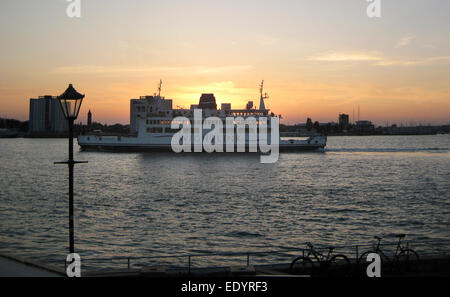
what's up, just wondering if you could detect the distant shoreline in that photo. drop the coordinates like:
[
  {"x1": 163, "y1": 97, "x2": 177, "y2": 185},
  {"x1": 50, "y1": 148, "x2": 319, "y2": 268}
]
[
  {"x1": 2, "y1": 116, "x2": 450, "y2": 138},
  {"x1": 0, "y1": 133, "x2": 448, "y2": 139}
]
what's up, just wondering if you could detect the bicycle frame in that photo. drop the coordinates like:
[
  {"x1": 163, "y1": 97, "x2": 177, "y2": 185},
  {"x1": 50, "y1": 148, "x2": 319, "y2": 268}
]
[
  {"x1": 373, "y1": 236, "x2": 407, "y2": 263},
  {"x1": 305, "y1": 243, "x2": 334, "y2": 263}
]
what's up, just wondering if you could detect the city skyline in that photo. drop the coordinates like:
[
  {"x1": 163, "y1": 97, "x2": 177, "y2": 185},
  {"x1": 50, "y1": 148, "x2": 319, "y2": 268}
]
[{"x1": 1, "y1": 0, "x2": 450, "y2": 126}]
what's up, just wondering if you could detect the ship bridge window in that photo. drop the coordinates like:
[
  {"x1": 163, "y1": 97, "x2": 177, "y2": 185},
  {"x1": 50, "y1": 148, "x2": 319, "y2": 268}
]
[
  {"x1": 165, "y1": 128, "x2": 180, "y2": 133},
  {"x1": 147, "y1": 127, "x2": 163, "y2": 133},
  {"x1": 146, "y1": 119, "x2": 164, "y2": 125}
]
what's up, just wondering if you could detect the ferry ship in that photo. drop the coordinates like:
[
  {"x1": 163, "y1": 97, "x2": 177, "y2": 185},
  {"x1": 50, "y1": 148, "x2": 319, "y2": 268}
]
[{"x1": 77, "y1": 81, "x2": 326, "y2": 152}]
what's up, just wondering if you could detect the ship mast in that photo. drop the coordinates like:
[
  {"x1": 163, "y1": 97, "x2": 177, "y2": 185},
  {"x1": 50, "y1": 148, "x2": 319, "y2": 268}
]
[
  {"x1": 259, "y1": 80, "x2": 269, "y2": 111},
  {"x1": 157, "y1": 79, "x2": 162, "y2": 97}
]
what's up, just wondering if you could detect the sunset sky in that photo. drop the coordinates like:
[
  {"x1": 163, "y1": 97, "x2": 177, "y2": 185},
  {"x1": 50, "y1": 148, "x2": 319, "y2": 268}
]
[{"x1": 1, "y1": 0, "x2": 449, "y2": 125}]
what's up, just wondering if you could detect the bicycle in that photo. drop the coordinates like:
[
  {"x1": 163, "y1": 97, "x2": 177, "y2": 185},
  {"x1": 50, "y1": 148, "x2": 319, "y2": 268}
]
[
  {"x1": 358, "y1": 234, "x2": 420, "y2": 275},
  {"x1": 289, "y1": 242, "x2": 351, "y2": 277}
]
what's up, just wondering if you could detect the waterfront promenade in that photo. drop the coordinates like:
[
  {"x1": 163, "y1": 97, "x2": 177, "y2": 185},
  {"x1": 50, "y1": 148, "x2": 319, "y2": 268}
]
[
  {"x1": 1, "y1": 252, "x2": 450, "y2": 277},
  {"x1": 0, "y1": 254, "x2": 64, "y2": 277}
]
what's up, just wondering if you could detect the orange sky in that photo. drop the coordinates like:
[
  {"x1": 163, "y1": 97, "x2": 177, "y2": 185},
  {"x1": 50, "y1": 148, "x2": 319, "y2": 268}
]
[{"x1": 1, "y1": 0, "x2": 449, "y2": 126}]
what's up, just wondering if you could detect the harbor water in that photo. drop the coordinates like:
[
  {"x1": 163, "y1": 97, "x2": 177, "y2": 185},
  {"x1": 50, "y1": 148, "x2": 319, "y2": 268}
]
[{"x1": 0, "y1": 135, "x2": 449, "y2": 270}]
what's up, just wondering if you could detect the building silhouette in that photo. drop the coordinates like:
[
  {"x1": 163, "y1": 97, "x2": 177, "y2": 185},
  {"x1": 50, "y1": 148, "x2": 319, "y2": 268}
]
[
  {"x1": 355, "y1": 120, "x2": 375, "y2": 132},
  {"x1": 87, "y1": 110, "x2": 92, "y2": 128},
  {"x1": 29, "y1": 95, "x2": 68, "y2": 135},
  {"x1": 339, "y1": 114, "x2": 350, "y2": 130},
  {"x1": 198, "y1": 94, "x2": 217, "y2": 110}
]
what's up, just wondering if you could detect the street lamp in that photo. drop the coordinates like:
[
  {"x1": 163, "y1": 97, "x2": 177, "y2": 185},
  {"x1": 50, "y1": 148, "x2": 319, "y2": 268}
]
[
  {"x1": 58, "y1": 84, "x2": 84, "y2": 120},
  {"x1": 55, "y1": 84, "x2": 87, "y2": 254}
]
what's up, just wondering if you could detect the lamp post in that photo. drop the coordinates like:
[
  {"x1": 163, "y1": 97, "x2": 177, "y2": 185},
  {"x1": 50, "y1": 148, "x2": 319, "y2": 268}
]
[{"x1": 55, "y1": 84, "x2": 87, "y2": 254}]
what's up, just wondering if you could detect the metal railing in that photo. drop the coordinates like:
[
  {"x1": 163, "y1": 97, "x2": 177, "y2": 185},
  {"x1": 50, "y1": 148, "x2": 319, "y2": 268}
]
[{"x1": 74, "y1": 238, "x2": 450, "y2": 273}]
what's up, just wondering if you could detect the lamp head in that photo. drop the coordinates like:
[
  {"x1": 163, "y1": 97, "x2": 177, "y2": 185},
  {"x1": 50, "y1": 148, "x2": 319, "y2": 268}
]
[{"x1": 57, "y1": 84, "x2": 85, "y2": 120}]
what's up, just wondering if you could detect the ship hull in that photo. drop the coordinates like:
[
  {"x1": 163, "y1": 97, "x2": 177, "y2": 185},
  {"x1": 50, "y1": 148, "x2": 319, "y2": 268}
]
[
  {"x1": 79, "y1": 144, "x2": 324, "y2": 152},
  {"x1": 78, "y1": 135, "x2": 326, "y2": 152}
]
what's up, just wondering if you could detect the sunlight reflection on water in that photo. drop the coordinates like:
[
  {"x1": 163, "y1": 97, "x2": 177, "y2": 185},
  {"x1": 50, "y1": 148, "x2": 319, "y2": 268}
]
[{"x1": 0, "y1": 135, "x2": 449, "y2": 270}]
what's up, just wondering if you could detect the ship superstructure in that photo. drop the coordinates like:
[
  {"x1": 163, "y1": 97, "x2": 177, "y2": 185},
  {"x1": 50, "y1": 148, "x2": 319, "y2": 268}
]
[{"x1": 78, "y1": 81, "x2": 326, "y2": 152}]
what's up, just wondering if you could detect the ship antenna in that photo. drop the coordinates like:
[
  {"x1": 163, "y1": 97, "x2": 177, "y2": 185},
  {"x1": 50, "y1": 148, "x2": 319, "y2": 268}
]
[
  {"x1": 158, "y1": 79, "x2": 162, "y2": 97},
  {"x1": 260, "y1": 80, "x2": 264, "y2": 98},
  {"x1": 259, "y1": 80, "x2": 269, "y2": 110}
]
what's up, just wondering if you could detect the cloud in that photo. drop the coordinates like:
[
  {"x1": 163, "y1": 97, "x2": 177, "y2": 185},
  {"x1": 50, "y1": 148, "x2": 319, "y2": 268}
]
[
  {"x1": 51, "y1": 65, "x2": 253, "y2": 75},
  {"x1": 308, "y1": 50, "x2": 450, "y2": 67},
  {"x1": 181, "y1": 42, "x2": 195, "y2": 49},
  {"x1": 177, "y1": 81, "x2": 254, "y2": 94},
  {"x1": 373, "y1": 56, "x2": 450, "y2": 66},
  {"x1": 394, "y1": 34, "x2": 415, "y2": 48},
  {"x1": 257, "y1": 35, "x2": 280, "y2": 47},
  {"x1": 307, "y1": 51, "x2": 383, "y2": 62}
]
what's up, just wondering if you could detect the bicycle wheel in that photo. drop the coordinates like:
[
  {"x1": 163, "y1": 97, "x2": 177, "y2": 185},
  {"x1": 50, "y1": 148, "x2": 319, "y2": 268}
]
[
  {"x1": 327, "y1": 254, "x2": 351, "y2": 277},
  {"x1": 358, "y1": 251, "x2": 376, "y2": 265},
  {"x1": 289, "y1": 256, "x2": 314, "y2": 275},
  {"x1": 358, "y1": 251, "x2": 385, "y2": 277},
  {"x1": 393, "y1": 249, "x2": 420, "y2": 275}
]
